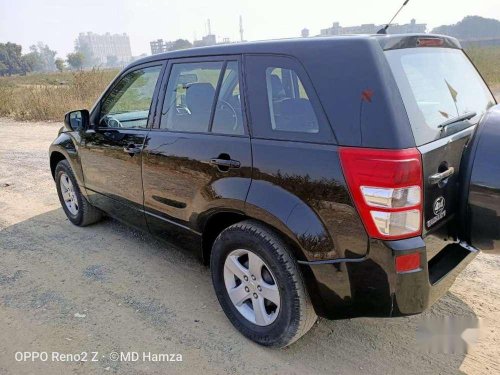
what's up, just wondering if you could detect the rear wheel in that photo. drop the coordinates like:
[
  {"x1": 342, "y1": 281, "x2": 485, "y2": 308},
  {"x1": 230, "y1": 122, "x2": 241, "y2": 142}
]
[
  {"x1": 210, "y1": 220, "x2": 317, "y2": 347},
  {"x1": 55, "y1": 160, "x2": 103, "y2": 226}
]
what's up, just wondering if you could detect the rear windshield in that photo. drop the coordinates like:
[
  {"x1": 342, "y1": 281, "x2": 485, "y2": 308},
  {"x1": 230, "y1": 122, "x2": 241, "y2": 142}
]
[{"x1": 385, "y1": 48, "x2": 496, "y2": 145}]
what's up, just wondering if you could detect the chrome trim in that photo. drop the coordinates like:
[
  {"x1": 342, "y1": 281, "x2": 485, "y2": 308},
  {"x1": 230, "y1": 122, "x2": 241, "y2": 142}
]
[{"x1": 459, "y1": 241, "x2": 479, "y2": 253}]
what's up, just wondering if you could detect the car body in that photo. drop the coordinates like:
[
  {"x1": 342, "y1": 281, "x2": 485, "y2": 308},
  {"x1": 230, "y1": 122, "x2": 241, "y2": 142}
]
[{"x1": 50, "y1": 34, "x2": 500, "y2": 346}]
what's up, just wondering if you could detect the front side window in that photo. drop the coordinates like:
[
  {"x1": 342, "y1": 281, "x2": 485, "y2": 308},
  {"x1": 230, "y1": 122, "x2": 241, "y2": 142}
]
[{"x1": 99, "y1": 66, "x2": 162, "y2": 129}]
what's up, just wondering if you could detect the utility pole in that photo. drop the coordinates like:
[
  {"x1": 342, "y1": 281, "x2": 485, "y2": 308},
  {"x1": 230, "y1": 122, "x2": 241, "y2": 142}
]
[{"x1": 239, "y1": 15, "x2": 244, "y2": 42}]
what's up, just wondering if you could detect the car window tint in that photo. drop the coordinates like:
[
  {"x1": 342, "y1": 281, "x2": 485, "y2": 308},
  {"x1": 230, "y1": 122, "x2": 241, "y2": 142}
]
[
  {"x1": 385, "y1": 48, "x2": 495, "y2": 145},
  {"x1": 212, "y1": 61, "x2": 245, "y2": 135},
  {"x1": 160, "y1": 61, "x2": 223, "y2": 132},
  {"x1": 99, "y1": 66, "x2": 161, "y2": 129},
  {"x1": 265, "y1": 66, "x2": 319, "y2": 133}
]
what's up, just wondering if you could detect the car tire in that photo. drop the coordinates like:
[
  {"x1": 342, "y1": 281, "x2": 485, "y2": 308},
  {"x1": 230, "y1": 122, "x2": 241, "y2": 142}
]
[
  {"x1": 55, "y1": 160, "x2": 103, "y2": 226},
  {"x1": 211, "y1": 220, "x2": 317, "y2": 347}
]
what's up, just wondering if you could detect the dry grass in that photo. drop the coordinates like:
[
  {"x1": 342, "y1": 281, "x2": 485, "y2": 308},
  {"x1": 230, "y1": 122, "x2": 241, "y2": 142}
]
[
  {"x1": 0, "y1": 69, "x2": 118, "y2": 121},
  {"x1": 466, "y1": 46, "x2": 500, "y2": 88}
]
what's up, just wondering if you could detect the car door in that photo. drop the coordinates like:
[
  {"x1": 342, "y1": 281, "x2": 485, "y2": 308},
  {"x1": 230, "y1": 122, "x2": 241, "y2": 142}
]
[
  {"x1": 141, "y1": 56, "x2": 252, "y2": 243},
  {"x1": 79, "y1": 62, "x2": 165, "y2": 229}
]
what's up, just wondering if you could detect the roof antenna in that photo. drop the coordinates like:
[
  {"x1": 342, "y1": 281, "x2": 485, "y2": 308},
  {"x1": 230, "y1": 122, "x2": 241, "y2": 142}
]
[{"x1": 377, "y1": 0, "x2": 410, "y2": 34}]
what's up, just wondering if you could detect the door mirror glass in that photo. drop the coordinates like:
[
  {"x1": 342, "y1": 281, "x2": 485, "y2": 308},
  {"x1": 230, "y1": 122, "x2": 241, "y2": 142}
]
[{"x1": 64, "y1": 109, "x2": 89, "y2": 131}]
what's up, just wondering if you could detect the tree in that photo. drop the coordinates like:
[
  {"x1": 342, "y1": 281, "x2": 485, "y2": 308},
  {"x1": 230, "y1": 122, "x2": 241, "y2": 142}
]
[
  {"x1": 0, "y1": 61, "x2": 8, "y2": 76},
  {"x1": 66, "y1": 52, "x2": 84, "y2": 70},
  {"x1": 106, "y1": 55, "x2": 119, "y2": 68},
  {"x1": 35, "y1": 42, "x2": 57, "y2": 71},
  {"x1": 21, "y1": 43, "x2": 58, "y2": 72},
  {"x1": 0, "y1": 41, "x2": 58, "y2": 75},
  {"x1": 55, "y1": 58, "x2": 65, "y2": 72},
  {"x1": 74, "y1": 37, "x2": 99, "y2": 68},
  {"x1": 432, "y1": 16, "x2": 500, "y2": 39},
  {"x1": 21, "y1": 51, "x2": 43, "y2": 72},
  {"x1": 169, "y1": 39, "x2": 192, "y2": 51},
  {"x1": 0, "y1": 42, "x2": 25, "y2": 76}
]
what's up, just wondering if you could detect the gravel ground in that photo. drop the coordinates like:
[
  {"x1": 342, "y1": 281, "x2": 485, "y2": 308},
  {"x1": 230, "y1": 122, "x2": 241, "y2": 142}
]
[{"x1": 0, "y1": 118, "x2": 499, "y2": 375}]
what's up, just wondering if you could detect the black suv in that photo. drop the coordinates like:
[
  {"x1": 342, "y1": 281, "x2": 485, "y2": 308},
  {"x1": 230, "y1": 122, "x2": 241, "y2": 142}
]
[{"x1": 50, "y1": 34, "x2": 500, "y2": 347}]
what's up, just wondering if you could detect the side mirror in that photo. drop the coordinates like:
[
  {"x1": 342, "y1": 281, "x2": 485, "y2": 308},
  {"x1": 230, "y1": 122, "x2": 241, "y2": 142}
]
[{"x1": 64, "y1": 109, "x2": 89, "y2": 131}]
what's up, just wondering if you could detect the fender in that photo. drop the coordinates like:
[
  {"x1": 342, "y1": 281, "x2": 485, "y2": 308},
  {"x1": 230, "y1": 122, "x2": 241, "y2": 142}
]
[
  {"x1": 49, "y1": 128, "x2": 88, "y2": 198},
  {"x1": 244, "y1": 180, "x2": 336, "y2": 262},
  {"x1": 194, "y1": 177, "x2": 325, "y2": 263}
]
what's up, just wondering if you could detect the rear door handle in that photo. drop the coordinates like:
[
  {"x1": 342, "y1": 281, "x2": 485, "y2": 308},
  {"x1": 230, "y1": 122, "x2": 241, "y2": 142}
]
[
  {"x1": 123, "y1": 144, "x2": 143, "y2": 155},
  {"x1": 429, "y1": 167, "x2": 454, "y2": 185},
  {"x1": 209, "y1": 158, "x2": 241, "y2": 169}
]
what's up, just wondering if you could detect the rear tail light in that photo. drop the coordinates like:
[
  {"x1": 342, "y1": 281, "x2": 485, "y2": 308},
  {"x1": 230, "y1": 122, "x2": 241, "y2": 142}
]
[
  {"x1": 360, "y1": 186, "x2": 421, "y2": 208},
  {"x1": 339, "y1": 147, "x2": 423, "y2": 240}
]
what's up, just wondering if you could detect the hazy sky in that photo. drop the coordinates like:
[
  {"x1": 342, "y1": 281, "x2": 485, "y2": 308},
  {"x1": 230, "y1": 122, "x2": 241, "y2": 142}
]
[{"x1": 1, "y1": 0, "x2": 499, "y2": 58}]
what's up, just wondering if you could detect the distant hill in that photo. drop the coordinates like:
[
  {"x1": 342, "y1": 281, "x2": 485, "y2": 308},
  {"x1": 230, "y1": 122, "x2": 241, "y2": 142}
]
[{"x1": 431, "y1": 16, "x2": 500, "y2": 40}]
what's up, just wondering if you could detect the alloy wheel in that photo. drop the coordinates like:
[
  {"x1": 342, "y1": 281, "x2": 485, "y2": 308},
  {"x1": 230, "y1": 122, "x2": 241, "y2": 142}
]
[
  {"x1": 223, "y1": 249, "x2": 280, "y2": 326},
  {"x1": 60, "y1": 173, "x2": 79, "y2": 215}
]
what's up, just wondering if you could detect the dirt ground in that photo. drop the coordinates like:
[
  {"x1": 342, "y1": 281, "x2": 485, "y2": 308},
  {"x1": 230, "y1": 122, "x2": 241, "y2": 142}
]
[
  {"x1": 0, "y1": 117, "x2": 499, "y2": 375},
  {"x1": 493, "y1": 87, "x2": 500, "y2": 101}
]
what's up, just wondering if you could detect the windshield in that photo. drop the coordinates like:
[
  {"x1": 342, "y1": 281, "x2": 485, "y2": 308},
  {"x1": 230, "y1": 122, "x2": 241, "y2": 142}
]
[{"x1": 385, "y1": 48, "x2": 495, "y2": 145}]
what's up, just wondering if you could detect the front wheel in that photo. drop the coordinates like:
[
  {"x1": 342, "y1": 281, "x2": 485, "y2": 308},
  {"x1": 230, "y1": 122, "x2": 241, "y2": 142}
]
[
  {"x1": 210, "y1": 220, "x2": 317, "y2": 347},
  {"x1": 55, "y1": 160, "x2": 103, "y2": 226}
]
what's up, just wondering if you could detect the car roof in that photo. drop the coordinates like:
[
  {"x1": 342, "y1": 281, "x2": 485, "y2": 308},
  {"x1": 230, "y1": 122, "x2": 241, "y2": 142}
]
[{"x1": 128, "y1": 34, "x2": 461, "y2": 69}]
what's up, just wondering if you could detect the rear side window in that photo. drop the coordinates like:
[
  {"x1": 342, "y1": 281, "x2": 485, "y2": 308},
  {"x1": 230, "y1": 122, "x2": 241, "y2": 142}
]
[
  {"x1": 386, "y1": 48, "x2": 495, "y2": 145},
  {"x1": 160, "y1": 61, "x2": 223, "y2": 133},
  {"x1": 212, "y1": 61, "x2": 245, "y2": 135},
  {"x1": 160, "y1": 60, "x2": 245, "y2": 135},
  {"x1": 244, "y1": 55, "x2": 333, "y2": 142},
  {"x1": 265, "y1": 67, "x2": 319, "y2": 133}
]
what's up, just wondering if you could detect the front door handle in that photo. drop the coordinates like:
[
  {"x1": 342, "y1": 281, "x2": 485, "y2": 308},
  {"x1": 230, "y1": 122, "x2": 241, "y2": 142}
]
[
  {"x1": 123, "y1": 144, "x2": 143, "y2": 155},
  {"x1": 429, "y1": 167, "x2": 454, "y2": 185},
  {"x1": 209, "y1": 158, "x2": 241, "y2": 170}
]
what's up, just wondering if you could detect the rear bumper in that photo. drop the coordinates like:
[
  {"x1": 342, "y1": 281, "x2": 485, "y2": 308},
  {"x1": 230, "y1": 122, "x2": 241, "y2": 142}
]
[{"x1": 299, "y1": 237, "x2": 478, "y2": 319}]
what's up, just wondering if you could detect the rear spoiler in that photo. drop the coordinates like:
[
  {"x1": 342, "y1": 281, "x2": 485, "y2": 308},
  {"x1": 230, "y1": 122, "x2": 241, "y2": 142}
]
[{"x1": 376, "y1": 34, "x2": 462, "y2": 51}]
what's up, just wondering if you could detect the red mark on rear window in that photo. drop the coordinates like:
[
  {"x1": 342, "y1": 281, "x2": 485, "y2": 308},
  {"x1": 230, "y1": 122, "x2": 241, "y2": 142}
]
[{"x1": 361, "y1": 89, "x2": 374, "y2": 103}]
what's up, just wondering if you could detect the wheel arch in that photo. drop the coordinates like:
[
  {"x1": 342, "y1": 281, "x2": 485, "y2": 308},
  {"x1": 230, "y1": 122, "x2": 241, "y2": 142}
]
[
  {"x1": 201, "y1": 210, "x2": 324, "y2": 318},
  {"x1": 49, "y1": 132, "x2": 86, "y2": 190},
  {"x1": 50, "y1": 151, "x2": 67, "y2": 179},
  {"x1": 245, "y1": 180, "x2": 337, "y2": 260},
  {"x1": 200, "y1": 209, "x2": 310, "y2": 266}
]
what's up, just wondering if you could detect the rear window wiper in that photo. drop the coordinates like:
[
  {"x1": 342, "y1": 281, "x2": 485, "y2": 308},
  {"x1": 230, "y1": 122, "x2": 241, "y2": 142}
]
[{"x1": 437, "y1": 111, "x2": 477, "y2": 132}]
